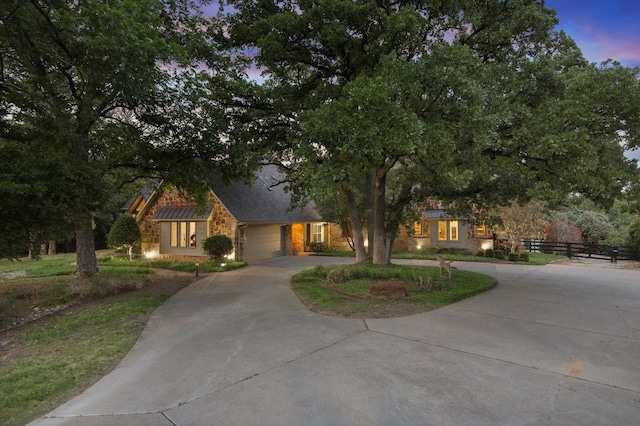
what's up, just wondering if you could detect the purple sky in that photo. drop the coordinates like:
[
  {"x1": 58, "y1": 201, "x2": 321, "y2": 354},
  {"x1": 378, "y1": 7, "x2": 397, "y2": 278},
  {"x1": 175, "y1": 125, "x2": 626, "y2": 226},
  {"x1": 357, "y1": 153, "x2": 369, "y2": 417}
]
[
  {"x1": 206, "y1": 1, "x2": 640, "y2": 73},
  {"x1": 546, "y1": 0, "x2": 640, "y2": 68}
]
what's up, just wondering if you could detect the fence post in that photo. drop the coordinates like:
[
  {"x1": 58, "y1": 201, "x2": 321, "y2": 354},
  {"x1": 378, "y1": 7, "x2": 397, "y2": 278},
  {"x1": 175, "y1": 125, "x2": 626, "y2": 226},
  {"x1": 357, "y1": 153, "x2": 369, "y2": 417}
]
[
  {"x1": 611, "y1": 247, "x2": 618, "y2": 263},
  {"x1": 566, "y1": 243, "x2": 572, "y2": 259}
]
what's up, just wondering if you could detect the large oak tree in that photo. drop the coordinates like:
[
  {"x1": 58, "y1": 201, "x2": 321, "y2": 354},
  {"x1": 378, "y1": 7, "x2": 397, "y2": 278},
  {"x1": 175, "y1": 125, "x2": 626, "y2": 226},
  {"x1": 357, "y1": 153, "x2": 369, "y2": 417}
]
[
  {"x1": 0, "y1": 0, "x2": 237, "y2": 274},
  {"x1": 222, "y1": 0, "x2": 640, "y2": 264}
]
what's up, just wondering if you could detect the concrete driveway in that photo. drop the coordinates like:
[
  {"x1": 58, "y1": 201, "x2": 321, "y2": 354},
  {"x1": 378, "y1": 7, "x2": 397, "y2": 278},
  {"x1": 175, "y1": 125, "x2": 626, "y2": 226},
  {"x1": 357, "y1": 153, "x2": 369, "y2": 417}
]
[{"x1": 31, "y1": 257, "x2": 640, "y2": 425}]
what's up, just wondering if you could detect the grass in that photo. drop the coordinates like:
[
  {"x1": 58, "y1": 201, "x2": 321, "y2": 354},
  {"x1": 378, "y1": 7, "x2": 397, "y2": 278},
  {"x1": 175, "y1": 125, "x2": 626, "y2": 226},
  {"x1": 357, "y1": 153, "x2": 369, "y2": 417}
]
[
  {"x1": 291, "y1": 262, "x2": 497, "y2": 318},
  {"x1": 315, "y1": 249, "x2": 564, "y2": 265},
  {"x1": 0, "y1": 249, "x2": 555, "y2": 424},
  {"x1": 0, "y1": 250, "x2": 243, "y2": 425},
  {"x1": 0, "y1": 295, "x2": 166, "y2": 425},
  {"x1": 98, "y1": 254, "x2": 246, "y2": 273}
]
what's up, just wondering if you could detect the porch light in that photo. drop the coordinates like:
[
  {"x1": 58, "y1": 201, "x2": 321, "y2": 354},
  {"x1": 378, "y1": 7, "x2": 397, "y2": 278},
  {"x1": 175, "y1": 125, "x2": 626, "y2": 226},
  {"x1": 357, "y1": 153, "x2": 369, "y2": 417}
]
[
  {"x1": 364, "y1": 239, "x2": 368, "y2": 247},
  {"x1": 416, "y1": 245, "x2": 422, "y2": 250},
  {"x1": 481, "y1": 242, "x2": 492, "y2": 250}
]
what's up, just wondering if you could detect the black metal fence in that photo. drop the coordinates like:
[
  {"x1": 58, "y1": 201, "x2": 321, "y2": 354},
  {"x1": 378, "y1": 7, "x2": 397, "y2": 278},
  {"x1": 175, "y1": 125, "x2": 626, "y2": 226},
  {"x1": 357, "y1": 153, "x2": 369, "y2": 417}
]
[{"x1": 522, "y1": 240, "x2": 640, "y2": 262}]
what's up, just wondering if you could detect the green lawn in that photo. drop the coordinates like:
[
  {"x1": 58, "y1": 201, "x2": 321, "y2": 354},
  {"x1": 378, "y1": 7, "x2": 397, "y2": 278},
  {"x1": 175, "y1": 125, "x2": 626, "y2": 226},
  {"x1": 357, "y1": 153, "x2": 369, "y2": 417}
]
[{"x1": 291, "y1": 262, "x2": 497, "y2": 317}]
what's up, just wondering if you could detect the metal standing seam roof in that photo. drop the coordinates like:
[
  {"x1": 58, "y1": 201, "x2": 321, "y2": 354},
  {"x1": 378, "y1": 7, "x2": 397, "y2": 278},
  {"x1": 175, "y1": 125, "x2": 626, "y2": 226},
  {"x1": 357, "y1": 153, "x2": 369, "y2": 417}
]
[{"x1": 152, "y1": 205, "x2": 214, "y2": 221}]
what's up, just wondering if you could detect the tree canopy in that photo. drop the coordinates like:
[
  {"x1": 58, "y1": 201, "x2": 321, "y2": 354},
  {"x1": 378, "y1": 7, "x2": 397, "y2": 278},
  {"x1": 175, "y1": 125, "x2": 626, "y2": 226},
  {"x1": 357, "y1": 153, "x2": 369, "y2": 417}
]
[
  {"x1": 221, "y1": 0, "x2": 640, "y2": 264},
  {"x1": 0, "y1": 0, "x2": 238, "y2": 273}
]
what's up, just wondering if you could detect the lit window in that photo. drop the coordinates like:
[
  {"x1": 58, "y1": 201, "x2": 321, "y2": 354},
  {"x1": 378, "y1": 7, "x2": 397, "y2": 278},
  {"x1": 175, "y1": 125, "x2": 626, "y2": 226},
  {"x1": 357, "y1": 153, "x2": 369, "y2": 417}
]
[
  {"x1": 170, "y1": 221, "x2": 196, "y2": 248},
  {"x1": 477, "y1": 224, "x2": 486, "y2": 236},
  {"x1": 438, "y1": 221, "x2": 447, "y2": 240},
  {"x1": 450, "y1": 221, "x2": 458, "y2": 241},
  {"x1": 413, "y1": 221, "x2": 422, "y2": 235},
  {"x1": 312, "y1": 223, "x2": 324, "y2": 242}
]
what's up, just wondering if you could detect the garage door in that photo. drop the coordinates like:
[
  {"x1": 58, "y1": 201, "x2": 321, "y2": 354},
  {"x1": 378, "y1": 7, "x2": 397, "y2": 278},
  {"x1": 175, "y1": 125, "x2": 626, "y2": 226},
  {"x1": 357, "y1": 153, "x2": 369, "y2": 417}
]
[{"x1": 242, "y1": 225, "x2": 284, "y2": 262}]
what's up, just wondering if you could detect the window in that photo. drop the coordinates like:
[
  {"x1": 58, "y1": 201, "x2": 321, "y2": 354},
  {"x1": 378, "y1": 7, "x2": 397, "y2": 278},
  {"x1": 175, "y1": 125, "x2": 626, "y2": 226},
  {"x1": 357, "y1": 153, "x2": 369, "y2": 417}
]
[
  {"x1": 438, "y1": 221, "x2": 447, "y2": 240},
  {"x1": 449, "y1": 221, "x2": 458, "y2": 241},
  {"x1": 170, "y1": 221, "x2": 196, "y2": 248},
  {"x1": 311, "y1": 223, "x2": 324, "y2": 242},
  {"x1": 438, "y1": 220, "x2": 459, "y2": 241},
  {"x1": 477, "y1": 224, "x2": 486, "y2": 236},
  {"x1": 413, "y1": 221, "x2": 422, "y2": 235}
]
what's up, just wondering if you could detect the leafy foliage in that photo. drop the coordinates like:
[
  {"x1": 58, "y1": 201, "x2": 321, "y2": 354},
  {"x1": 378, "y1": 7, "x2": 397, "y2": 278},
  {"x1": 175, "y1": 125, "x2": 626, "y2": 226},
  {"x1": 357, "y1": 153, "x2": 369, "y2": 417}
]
[
  {"x1": 107, "y1": 216, "x2": 142, "y2": 261},
  {"x1": 222, "y1": 0, "x2": 640, "y2": 265},
  {"x1": 545, "y1": 221, "x2": 583, "y2": 243},
  {"x1": 575, "y1": 211, "x2": 614, "y2": 244},
  {"x1": 0, "y1": 0, "x2": 236, "y2": 274},
  {"x1": 202, "y1": 235, "x2": 234, "y2": 263},
  {"x1": 628, "y1": 218, "x2": 640, "y2": 246}
]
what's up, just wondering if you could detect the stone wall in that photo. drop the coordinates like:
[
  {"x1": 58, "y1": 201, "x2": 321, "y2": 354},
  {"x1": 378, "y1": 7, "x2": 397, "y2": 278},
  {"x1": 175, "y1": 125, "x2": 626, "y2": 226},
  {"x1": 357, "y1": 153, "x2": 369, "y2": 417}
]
[{"x1": 139, "y1": 189, "x2": 237, "y2": 259}]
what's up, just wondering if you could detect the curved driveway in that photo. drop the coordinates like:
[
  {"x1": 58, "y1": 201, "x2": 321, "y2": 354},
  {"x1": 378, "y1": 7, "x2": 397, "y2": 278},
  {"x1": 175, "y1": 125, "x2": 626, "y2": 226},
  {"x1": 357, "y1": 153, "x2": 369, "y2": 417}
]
[{"x1": 32, "y1": 257, "x2": 640, "y2": 425}]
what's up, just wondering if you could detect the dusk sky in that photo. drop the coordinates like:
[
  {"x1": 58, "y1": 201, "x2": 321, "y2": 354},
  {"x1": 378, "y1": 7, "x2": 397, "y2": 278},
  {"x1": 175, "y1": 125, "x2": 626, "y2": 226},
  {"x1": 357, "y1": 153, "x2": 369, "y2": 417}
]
[{"x1": 546, "y1": 0, "x2": 640, "y2": 68}]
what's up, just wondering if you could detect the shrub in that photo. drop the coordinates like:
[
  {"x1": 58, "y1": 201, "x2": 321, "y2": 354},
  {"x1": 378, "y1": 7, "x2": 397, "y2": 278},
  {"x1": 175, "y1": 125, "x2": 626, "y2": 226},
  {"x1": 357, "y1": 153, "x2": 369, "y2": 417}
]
[
  {"x1": 519, "y1": 252, "x2": 530, "y2": 262},
  {"x1": 476, "y1": 250, "x2": 485, "y2": 257},
  {"x1": 202, "y1": 235, "x2": 234, "y2": 263},
  {"x1": 107, "y1": 215, "x2": 142, "y2": 261},
  {"x1": 326, "y1": 267, "x2": 351, "y2": 284},
  {"x1": 508, "y1": 252, "x2": 519, "y2": 262},
  {"x1": 494, "y1": 250, "x2": 504, "y2": 259},
  {"x1": 309, "y1": 241, "x2": 325, "y2": 252},
  {"x1": 313, "y1": 264, "x2": 328, "y2": 278},
  {"x1": 485, "y1": 248, "x2": 494, "y2": 258}
]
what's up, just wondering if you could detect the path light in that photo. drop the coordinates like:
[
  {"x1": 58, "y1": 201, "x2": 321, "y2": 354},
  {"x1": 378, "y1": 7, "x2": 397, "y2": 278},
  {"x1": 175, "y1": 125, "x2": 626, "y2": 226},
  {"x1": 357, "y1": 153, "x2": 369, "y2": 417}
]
[
  {"x1": 416, "y1": 244, "x2": 422, "y2": 250},
  {"x1": 145, "y1": 251, "x2": 157, "y2": 259},
  {"x1": 481, "y1": 242, "x2": 492, "y2": 250}
]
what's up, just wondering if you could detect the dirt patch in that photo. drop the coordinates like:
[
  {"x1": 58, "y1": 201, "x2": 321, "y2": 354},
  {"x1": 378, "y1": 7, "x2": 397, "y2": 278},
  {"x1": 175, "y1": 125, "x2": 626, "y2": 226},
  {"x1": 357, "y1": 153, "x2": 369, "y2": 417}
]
[{"x1": 306, "y1": 297, "x2": 434, "y2": 319}]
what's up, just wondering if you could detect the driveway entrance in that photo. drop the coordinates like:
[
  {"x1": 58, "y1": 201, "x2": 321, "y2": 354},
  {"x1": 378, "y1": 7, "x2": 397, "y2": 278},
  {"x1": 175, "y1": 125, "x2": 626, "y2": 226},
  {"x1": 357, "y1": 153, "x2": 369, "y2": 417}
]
[{"x1": 32, "y1": 258, "x2": 640, "y2": 425}]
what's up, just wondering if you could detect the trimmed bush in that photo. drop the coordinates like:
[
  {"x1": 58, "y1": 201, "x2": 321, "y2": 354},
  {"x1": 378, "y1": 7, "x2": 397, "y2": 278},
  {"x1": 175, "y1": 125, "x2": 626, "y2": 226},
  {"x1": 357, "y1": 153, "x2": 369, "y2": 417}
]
[
  {"x1": 107, "y1": 215, "x2": 142, "y2": 261},
  {"x1": 494, "y1": 250, "x2": 504, "y2": 259},
  {"x1": 309, "y1": 241, "x2": 325, "y2": 252},
  {"x1": 519, "y1": 252, "x2": 530, "y2": 262},
  {"x1": 485, "y1": 248, "x2": 494, "y2": 258},
  {"x1": 508, "y1": 252, "x2": 519, "y2": 261},
  {"x1": 476, "y1": 250, "x2": 485, "y2": 257},
  {"x1": 202, "y1": 235, "x2": 234, "y2": 263}
]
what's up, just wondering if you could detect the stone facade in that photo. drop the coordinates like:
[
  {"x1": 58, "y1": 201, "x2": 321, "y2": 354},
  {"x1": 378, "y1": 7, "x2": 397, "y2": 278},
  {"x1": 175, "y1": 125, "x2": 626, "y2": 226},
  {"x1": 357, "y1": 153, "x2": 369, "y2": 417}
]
[{"x1": 139, "y1": 189, "x2": 237, "y2": 261}]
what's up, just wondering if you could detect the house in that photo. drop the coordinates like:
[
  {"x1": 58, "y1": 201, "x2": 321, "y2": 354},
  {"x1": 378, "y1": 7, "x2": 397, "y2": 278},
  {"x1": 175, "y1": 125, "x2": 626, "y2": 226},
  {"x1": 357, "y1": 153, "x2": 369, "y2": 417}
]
[
  {"x1": 402, "y1": 203, "x2": 493, "y2": 253},
  {"x1": 129, "y1": 165, "x2": 329, "y2": 263}
]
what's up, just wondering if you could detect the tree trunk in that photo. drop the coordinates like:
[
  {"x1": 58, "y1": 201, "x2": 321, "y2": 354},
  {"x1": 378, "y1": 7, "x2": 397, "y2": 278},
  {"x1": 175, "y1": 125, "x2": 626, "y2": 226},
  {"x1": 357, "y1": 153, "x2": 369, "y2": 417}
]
[
  {"x1": 344, "y1": 190, "x2": 368, "y2": 263},
  {"x1": 371, "y1": 171, "x2": 389, "y2": 265},
  {"x1": 48, "y1": 240, "x2": 56, "y2": 255},
  {"x1": 365, "y1": 172, "x2": 375, "y2": 261},
  {"x1": 76, "y1": 216, "x2": 98, "y2": 276}
]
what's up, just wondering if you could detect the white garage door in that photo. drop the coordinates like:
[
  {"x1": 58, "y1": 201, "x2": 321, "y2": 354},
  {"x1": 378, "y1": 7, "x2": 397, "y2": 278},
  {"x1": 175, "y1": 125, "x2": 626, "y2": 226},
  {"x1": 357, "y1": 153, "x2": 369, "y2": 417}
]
[{"x1": 242, "y1": 225, "x2": 284, "y2": 262}]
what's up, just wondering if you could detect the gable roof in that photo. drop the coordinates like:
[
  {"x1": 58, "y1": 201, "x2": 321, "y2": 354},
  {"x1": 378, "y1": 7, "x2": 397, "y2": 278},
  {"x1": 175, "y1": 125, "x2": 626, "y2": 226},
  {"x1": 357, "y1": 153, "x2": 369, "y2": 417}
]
[
  {"x1": 121, "y1": 183, "x2": 159, "y2": 214},
  {"x1": 210, "y1": 165, "x2": 322, "y2": 224}
]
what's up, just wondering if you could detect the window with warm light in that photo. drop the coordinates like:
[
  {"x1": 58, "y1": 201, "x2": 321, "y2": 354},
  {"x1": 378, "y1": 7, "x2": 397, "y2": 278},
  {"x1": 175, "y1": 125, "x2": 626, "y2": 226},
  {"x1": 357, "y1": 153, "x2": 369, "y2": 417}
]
[
  {"x1": 438, "y1": 220, "x2": 459, "y2": 241},
  {"x1": 449, "y1": 221, "x2": 458, "y2": 241},
  {"x1": 413, "y1": 221, "x2": 422, "y2": 235},
  {"x1": 170, "y1": 221, "x2": 196, "y2": 248},
  {"x1": 477, "y1": 224, "x2": 486, "y2": 236},
  {"x1": 311, "y1": 223, "x2": 324, "y2": 242}
]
